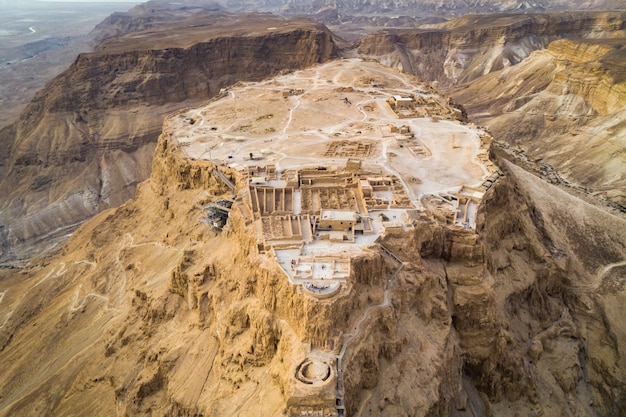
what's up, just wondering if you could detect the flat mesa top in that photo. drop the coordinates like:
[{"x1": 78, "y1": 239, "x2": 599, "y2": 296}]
[
  {"x1": 179, "y1": 59, "x2": 498, "y2": 298},
  {"x1": 95, "y1": 14, "x2": 324, "y2": 54},
  {"x1": 170, "y1": 58, "x2": 490, "y2": 198}
]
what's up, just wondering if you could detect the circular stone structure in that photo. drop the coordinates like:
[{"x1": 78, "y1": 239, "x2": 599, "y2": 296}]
[
  {"x1": 295, "y1": 358, "x2": 333, "y2": 386},
  {"x1": 303, "y1": 282, "x2": 341, "y2": 298}
]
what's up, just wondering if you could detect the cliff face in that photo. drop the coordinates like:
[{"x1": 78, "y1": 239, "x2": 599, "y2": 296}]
[
  {"x1": 476, "y1": 160, "x2": 626, "y2": 416},
  {"x1": 0, "y1": 14, "x2": 337, "y2": 266},
  {"x1": 546, "y1": 39, "x2": 626, "y2": 116},
  {"x1": 356, "y1": 12, "x2": 626, "y2": 87},
  {"x1": 2, "y1": 111, "x2": 625, "y2": 416}
]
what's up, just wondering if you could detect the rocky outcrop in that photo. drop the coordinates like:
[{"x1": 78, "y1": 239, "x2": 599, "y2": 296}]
[
  {"x1": 547, "y1": 39, "x2": 626, "y2": 116},
  {"x1": 0, "y1": 14, "x2": 337, "y2": 266},
  {"x1": 475, "y1": 159, "x2": 626, "y2": 416}
]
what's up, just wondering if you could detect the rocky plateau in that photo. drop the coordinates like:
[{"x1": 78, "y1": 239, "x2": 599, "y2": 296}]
[
  {"x1": 0, "y1": 2, "x2": 625, "y2": 416},
  {"x1": 0, "y1": 60, "x2": 625, "y2": 416}
]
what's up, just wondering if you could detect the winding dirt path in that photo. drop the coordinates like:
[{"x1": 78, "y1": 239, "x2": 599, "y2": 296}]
[
  {"x1": 282, "y1": 95, "x2": 301, "y2": 136},
  {"x1": 69, "y1": 287, "x2": 117, "y2": 313},
  {"x1": 569, "y1": 259, "x2": 626, "y2": 291}
]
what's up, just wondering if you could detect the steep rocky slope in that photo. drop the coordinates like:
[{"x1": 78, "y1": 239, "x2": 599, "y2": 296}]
[
  {"x1": 450, "y1": 37, "x2": 626, "y2": 209},
  {"x1": 1, "y1": 63, "x2": 625, "y2": 417},
  {"x1": 0, "y1": 13, "x2": 336, "y2": 266},
  {"x1": 472, "y1": 158, "x2": 626, "y2": 416}
]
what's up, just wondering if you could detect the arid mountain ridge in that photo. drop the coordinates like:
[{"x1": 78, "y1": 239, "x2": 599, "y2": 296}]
[
  {"x1": 0, "y1": 13, "x2": 337, "y2": 266},
  {"x1": 356, "y1": 11, "x2": 626, "y2": 86},
  {"x1": 130, "y1": 0, "x2": 626, "y2": 16},
  {"x1": 88, "y1": 0, "x2": 626, "y2": 41}
]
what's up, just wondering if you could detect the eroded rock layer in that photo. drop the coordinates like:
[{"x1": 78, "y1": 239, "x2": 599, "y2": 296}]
[{"x1": 356, "y1": 12, "x2": 626, "y2": 86}]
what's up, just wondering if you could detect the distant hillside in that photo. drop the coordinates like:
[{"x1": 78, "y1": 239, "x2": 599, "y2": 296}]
[{"x1": 0, "y1": 12, "x2": 337, "y2": 266}]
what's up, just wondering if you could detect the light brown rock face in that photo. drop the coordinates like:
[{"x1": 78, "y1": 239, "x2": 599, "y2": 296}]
[
  {"x1": 1, "y1": 70, "x2": 626, "y2": 417},
  {"x1": 476, "y1": 160, "x2": 626, "y2": 417},
  {"x1": 0, "y1": 14, "x2": 337, "y2": 266}
]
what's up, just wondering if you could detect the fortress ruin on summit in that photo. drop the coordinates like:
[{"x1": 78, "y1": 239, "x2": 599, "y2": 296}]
[{"x1": 167, "y1": 58, "x2": 500, "y2": 416}]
